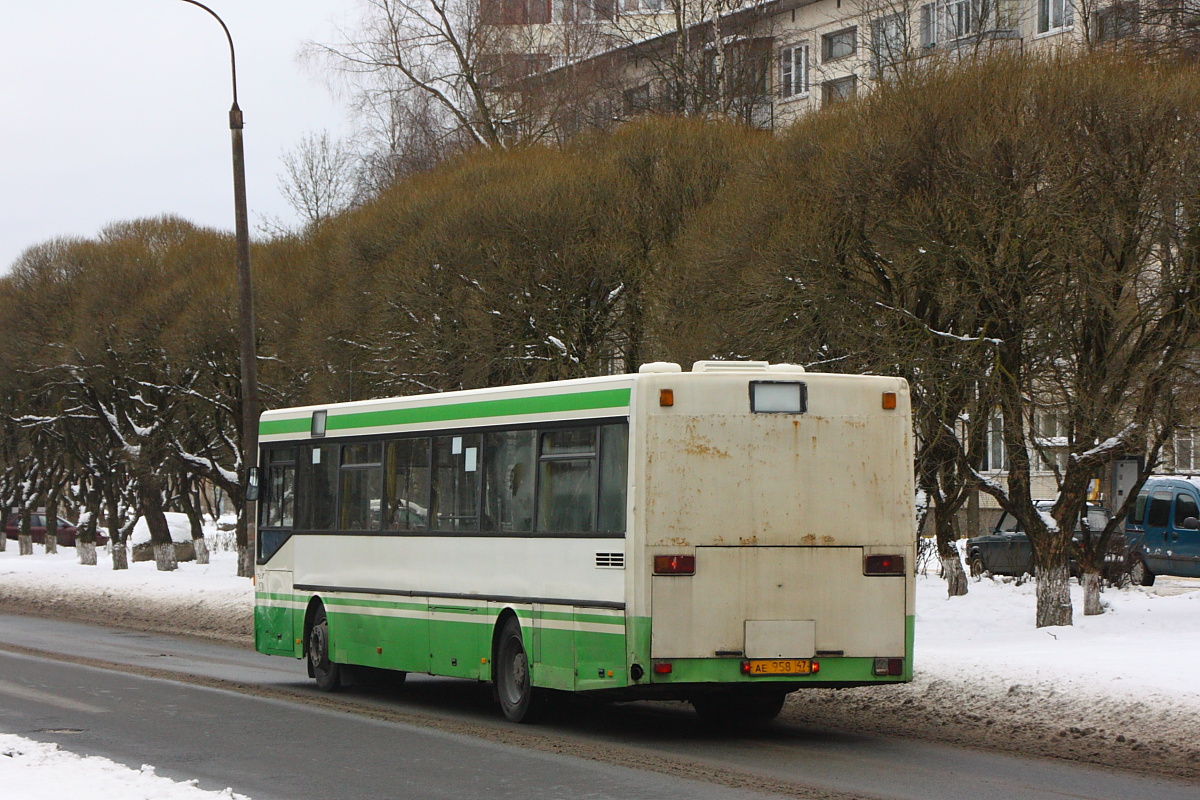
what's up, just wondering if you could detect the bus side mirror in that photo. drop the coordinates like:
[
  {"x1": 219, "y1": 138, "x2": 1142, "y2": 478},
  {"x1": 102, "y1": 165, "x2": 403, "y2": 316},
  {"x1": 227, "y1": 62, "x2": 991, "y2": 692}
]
[{"x1": 245, "y1": 467, "x2": 260, "y2": 503}]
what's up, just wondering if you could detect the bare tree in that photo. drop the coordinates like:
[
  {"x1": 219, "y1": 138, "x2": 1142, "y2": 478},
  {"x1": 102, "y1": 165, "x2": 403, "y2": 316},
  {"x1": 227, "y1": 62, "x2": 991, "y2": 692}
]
[{"x1": 277, "y1": 131, "x2": 359, "y2": 229}]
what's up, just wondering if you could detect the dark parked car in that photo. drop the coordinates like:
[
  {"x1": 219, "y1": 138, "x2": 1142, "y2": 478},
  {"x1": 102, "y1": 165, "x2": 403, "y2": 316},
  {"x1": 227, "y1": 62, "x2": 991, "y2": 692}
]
[
  {"x1": 966, "y1": 502, "x2": 1126, "y2": 580},
  {"x1": 4, "y1": 512, "x2": 107, "y2": 547}
]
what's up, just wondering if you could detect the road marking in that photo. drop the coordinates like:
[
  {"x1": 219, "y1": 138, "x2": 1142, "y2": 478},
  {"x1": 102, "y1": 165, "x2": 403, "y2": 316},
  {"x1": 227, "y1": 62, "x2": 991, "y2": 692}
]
[{"x1": 0, "y1": 678, "x2": 108, "y2": 714}]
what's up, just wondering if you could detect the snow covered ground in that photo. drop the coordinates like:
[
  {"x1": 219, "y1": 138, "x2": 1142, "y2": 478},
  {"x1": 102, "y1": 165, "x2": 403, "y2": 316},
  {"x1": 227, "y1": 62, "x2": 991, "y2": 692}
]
[
  {"x1": 1, "y1": 534, "x2": 1199, "y2": 795},
  {"x1": 0, "y1": 734, "x2": 248, "y2": 800}
]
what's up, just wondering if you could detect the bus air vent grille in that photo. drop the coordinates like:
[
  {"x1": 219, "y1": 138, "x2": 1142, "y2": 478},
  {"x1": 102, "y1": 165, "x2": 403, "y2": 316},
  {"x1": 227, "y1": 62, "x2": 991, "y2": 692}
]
[{"x1": 595, "y1": 552, "x2": 625, "y2": 569}]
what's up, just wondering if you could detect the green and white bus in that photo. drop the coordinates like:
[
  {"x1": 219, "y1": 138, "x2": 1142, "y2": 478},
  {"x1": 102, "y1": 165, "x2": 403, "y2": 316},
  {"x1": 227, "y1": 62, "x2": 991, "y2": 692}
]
[{"x1": 254, "y1": 360, "x2": 915, "y2": 724}]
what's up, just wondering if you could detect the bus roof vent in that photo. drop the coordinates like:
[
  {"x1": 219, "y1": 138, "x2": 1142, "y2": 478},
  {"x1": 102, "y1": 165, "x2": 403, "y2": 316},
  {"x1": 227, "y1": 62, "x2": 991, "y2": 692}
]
[
  {"x1": 638, "y1": 362, "x2": 682, "y2": 373},
  {"x1": 691, "y1": 360, "x2": 770, "y2": 373}
]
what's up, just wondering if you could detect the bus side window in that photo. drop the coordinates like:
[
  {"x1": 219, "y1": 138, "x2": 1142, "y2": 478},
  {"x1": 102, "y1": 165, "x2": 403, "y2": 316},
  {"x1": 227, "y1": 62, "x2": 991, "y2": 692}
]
[
  {"x1": 340, "y1": 442, "x2": 383, "y2": 531},
  {"x1": 262, "y1": 448, "x2": 296, "y2": 529},
  {"x1": 385, "y1": 438, "x2": 431, "y2": 531},
  {"x1": 482, "y1": 430, "x2": 536, "y2": 533},
  {"x1": 598, "y1": 423, "x2": 628, "y2": 534},
  {"x1": 538, "y1": 428, "x2": 597, "y2": 533},
  {"x1": 432, "y1": 434, "x2": 481, "y2": 532},
  {"x1": 298, "y1": 444, "x2": 339, "y2": 530}
]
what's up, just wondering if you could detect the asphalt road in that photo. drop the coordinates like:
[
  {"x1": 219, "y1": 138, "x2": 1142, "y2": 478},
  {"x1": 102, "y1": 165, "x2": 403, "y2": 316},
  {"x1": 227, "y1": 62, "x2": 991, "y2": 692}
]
[{"x1": 0, "y1": 613, "x2": 1196, "y2": 800}]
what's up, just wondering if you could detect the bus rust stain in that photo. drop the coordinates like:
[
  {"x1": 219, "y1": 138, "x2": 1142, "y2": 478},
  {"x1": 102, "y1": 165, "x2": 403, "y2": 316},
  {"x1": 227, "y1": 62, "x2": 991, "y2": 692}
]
[{"x1": 801, "y1": 534, "x2": 817, "y2": 544}]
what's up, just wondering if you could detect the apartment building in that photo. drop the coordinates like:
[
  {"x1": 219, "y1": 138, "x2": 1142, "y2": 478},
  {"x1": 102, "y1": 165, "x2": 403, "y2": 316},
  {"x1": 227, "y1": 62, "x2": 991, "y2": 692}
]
[{"x1": 483, "y1": 0, "x2": 1164, "y2": 132}]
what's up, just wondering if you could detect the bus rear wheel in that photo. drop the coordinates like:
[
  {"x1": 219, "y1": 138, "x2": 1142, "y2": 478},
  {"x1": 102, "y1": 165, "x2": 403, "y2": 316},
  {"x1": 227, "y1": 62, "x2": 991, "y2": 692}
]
[
  {"x1": 308, "y1": 606, "x2": 342, "y2": 692},
  {"x1": 692, "y1": 690, "x2": 787, "y2": 729},
  {"x1": 495, "y1": 616, "x2": 541, "y2": 723}
]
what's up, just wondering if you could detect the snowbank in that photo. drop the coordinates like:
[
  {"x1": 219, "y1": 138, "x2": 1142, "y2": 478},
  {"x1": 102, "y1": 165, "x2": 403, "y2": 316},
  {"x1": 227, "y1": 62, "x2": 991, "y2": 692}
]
[{"x1": 0, "y1": 734, "x2": 249, "y2": 800}]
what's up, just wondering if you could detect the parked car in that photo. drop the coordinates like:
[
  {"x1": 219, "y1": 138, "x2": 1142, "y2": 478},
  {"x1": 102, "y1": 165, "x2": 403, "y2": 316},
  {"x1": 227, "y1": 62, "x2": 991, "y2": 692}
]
[
  {"x1": 1125, "y1": 476, "x2": 1200, "y2": 585},
  {"x1": 966, "y1": 502, "x2": 1127, "y2": 581},
  {"x1": 3, "y1": 512, "x2": 107, "y2": 547}
]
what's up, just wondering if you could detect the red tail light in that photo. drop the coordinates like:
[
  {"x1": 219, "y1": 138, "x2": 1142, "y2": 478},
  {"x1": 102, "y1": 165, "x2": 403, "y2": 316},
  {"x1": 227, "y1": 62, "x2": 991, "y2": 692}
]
[
  {"x1": 653, "y1": 662, "x2": 673, "y2": 674},
  {"x1": 864, "y1": 554, "x2": 905, "y2": 576},
  {"x1": 654, "y1": 554, "x2": 696, "y2": 575}
]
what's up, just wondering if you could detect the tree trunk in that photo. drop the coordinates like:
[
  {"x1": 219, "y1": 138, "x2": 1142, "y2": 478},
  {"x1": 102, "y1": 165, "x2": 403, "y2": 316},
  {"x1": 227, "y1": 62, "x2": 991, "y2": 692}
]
[
  {"x1": 44, "y1": 495, "x2": 58, "y2": 555},
  {"x1": 1035, "y1": 563, "x2": 1073, "y2": 627},
  {"x1": 236, "y1": 508, "x2": 253, "y2": 578},
  {"x1": 77, "y1": 509, "x2": 98, "y2": 566},
  {"x1": 935, "y1": 505, "x2": 968, "y2": 597},
  {"x1": 18, "y1": 508, "x2": 32, "y2": 556},
  {"x1": 107, "y1": 502, "x2": 129, "y2": 571},
  {"x1": 941, "y1": 554, "x2": 968, "y2": 597},
  {"x1": 182, "y1": 492, "x2": 209, "y2": 565},
  {"x1": 141, "y1": 488, "x2": 177, "y2": 572},
  {"x1": 153, "y1": 542, "x2": 177, "y2": 571},
  {"x1": 111, "y1": 538, "x2": 129, "y2": 570},
  {"x1": 1082, "y1": 571, "x2": 1104, "y2": 616}
]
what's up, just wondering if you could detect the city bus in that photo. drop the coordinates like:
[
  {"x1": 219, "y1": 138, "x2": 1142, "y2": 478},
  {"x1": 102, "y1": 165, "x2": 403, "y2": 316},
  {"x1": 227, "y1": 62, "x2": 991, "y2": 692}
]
[{"x1": 253, "y1": 360, "x2": 915, "y2": 724}]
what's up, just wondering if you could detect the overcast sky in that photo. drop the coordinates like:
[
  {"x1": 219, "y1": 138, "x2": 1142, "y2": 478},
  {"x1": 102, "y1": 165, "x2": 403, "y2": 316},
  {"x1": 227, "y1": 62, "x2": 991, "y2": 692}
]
[{"x1": 2, "y1": 1, "x2": 362, "y2": 273}]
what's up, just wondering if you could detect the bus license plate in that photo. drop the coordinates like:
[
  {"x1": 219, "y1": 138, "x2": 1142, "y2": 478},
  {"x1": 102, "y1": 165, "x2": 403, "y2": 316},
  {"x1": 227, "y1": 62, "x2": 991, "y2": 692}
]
[{"x1": 746, "y1": 659, "x2": 812, "y2": 676}]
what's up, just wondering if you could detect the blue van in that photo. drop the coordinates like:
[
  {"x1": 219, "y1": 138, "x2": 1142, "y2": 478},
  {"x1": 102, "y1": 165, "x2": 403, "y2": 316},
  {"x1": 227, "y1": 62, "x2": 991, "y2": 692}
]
[{"x1": 1125, "y1": 476, "x2": 1200, "y2": 585}]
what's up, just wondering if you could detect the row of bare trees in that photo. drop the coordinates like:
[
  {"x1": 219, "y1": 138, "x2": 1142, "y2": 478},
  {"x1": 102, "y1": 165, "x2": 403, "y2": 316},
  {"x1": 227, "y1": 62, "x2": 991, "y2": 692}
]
[{"x1": 3, "y1": 51, "x2": 1199, "y2": 627}]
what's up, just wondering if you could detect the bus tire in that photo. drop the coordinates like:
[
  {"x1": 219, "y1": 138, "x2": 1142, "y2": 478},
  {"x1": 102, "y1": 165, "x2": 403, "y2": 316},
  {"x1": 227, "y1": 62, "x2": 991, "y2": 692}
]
[
  {"x1": 692, "y1": 690, "x2": 787, "y2": 729},
  {"x1": 308, "y1": 606, "x2": 342, "y2": 692},
  {"x1": 495, "y1": 616, "x2": 541, "y2": 723}
]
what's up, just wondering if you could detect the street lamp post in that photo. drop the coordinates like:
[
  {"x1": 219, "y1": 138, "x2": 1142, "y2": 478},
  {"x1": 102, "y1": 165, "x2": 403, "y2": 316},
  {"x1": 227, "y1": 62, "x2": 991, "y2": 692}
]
[{"x1": 178, "y1": 0, "x2": 259, "y2": 578}]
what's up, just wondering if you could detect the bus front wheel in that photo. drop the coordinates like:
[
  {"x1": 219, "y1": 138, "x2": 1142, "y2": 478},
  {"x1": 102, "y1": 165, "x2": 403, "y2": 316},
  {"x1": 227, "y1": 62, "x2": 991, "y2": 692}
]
[
  {"x1": 308, "y1": 606, "x2": 342, "y2": 692},
  {"x1": 495, "y1": 616, "x2": 541, "y2": 723}
]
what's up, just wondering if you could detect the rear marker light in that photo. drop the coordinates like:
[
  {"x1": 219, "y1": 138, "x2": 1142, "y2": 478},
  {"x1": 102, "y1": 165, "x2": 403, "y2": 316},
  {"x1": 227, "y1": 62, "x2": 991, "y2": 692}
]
[
  {"x1": 654, "y1": 554, "x2": 695, "y2": 575},
  {"x1": 864, "y1": 554, "x2": 905, "y2": 576},
  {"x1": 873, "y1": 658, "x2": 904, "y2": 676},
  {"x1": 659, "y1": 389, "x2": 674, "y2": 407},
  {"x1": 882, "y1": 392, "x2": 897, "y2": 410},
  {"x1": 653, "y1": 662, "x2": 673, "y2": 675}
]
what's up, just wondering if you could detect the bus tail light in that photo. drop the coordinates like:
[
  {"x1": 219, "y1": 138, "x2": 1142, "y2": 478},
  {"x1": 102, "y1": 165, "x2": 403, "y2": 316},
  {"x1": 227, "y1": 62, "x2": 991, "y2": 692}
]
[
  {"x1": 653, "y1": 662, "x2": 673, "y2": 675},
  {"x1": 654, "y1": 555, "x2": 695, "y2": 575},
  {"x1": 874, "y1": 658, "x2": 904, "y2": 676},
  {"x1": 864, "y1": 554, "x2": 905, "y2": 576}
]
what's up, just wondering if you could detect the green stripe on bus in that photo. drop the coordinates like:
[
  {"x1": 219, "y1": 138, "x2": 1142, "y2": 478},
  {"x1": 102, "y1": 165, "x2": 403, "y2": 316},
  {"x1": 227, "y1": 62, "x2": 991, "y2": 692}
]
[{"x1": 259, "y1": 388, "x2": 632, "y2": 437}]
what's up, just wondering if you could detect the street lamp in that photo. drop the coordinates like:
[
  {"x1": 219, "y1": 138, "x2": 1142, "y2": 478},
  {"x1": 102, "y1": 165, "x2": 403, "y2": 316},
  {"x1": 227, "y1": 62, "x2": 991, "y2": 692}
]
[{"x1": 178, "y1": 0, "x2": 259, "y2": 577}]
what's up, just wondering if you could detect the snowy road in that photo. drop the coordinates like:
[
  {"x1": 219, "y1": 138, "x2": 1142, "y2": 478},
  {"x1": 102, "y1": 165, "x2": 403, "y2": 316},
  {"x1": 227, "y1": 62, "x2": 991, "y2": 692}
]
[{"x1": 1, "y1": 614, "x2": 1197, "y2": 800}]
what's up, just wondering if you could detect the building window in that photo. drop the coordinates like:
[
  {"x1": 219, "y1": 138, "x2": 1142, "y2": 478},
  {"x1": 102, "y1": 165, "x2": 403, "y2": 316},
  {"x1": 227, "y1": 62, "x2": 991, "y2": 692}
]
[
  {"x1": 780, "y1": 43, "x2": 810, "y2": 98},
  {"x1": 623, "y1": 82, "x2": 651, "y2": 116},
  {"x1": 981, "y1": 414, "x2": 1008, "y2": 472},
  {"x1": 920, "y1": 2, "x2": 938, "y2": 47},
  {"x1": 482, "y1": 0, "x2": 551, "y2": 24},
  {"x1": 1175, "y1": 429, "x2": 1197, "y2": 472},
  {"x1": 1035, "y1": 410, "x2": 1069, "y2": 473},
  {"x1": 822, "y1": 27, "x2": 857, "y2": 61},
  {"x1": 822, "y1": 75, "x2": 857, "y2": 106},
  {"x1": 871, "y1": 14, "x2": 907, "y2": 75},
  {"x1": 944, "y1": 0, "x2": 976, "y2": 38},
  {"x1": 1038, "y1": 0, "x2": 1074, "y2": 32},
  {"x1": 1093, "y1": 3, "x2": 1138, "y2": 41},
  {"x1": 565, "y1": 0, "x2": 615, "y2": 21}
]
